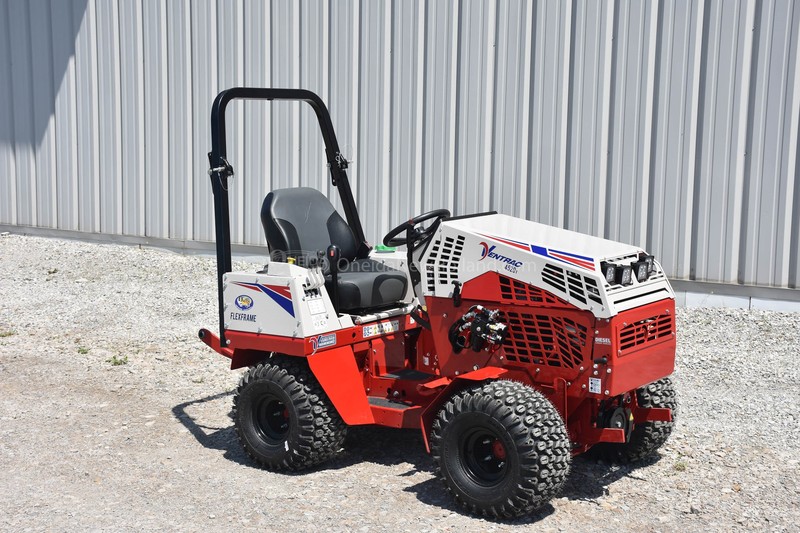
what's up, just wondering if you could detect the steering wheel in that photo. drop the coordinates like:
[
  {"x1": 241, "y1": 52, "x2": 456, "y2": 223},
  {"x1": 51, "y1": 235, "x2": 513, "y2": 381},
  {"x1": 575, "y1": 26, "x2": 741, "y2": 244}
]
[{"x1": 383, "y1": 209, "x2": 451, "y2": 248}]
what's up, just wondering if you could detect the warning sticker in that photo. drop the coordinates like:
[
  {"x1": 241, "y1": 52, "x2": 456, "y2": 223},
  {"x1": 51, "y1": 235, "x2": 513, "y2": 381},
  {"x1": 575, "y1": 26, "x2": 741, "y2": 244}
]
[
  {"x1": 362, "y1": 319, "x2": 400, "y2": 338},
  {"x1": 307, "y1": 298, "x2": 326, "y2": 315},
  {"x1": 589, "y1": 377, "x2": 602, "y2": 394}
]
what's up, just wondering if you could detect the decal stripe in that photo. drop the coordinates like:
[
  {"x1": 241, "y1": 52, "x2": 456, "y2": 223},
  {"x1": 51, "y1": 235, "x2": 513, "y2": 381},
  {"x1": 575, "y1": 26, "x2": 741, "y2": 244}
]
[
  {"x1": 266, "y1": 284, "x2": 292, "y2": 299},
  {"x1": 549, "y1": 249, "x2": 594, "y2": 262},
  {"x1": 233, "y1": 282, "x2": 295, "y2": 317},
  {"x1": 549, "y1": 252, "x2": 595, "y2": 270},
  {"x1": 534, "y1": 244, "x2": 597, "y2": 271},
  {"x1": 477, "y1": 232, "x2": 529, "y2": 251},
  {"x1": 476, "y1": 232, "x2": 596, "y2": 271}
]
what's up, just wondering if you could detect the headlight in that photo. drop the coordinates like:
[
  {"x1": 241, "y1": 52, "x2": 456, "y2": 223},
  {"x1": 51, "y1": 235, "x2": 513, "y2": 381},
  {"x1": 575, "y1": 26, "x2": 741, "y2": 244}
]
[
  {"x1": 639, "y1": 253, "x2": 655, "y2": 273},
  {"x1": 600, "y1": 261, "x2": 616, "y2": 284},
  {"x1": 615, "y1": 265, "x2": 633, "y2": 286},
  {"x1": 631, "y1": 260, "x2": 649, "y2": 282}
]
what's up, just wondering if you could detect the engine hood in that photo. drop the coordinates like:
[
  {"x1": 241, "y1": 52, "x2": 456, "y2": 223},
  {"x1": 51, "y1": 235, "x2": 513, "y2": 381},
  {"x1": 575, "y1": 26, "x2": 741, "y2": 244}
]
[
  {"x1": 419, "y1": 213, "x2": 674, "y2": 318},
  {"x1": 445, "y1": 213, "x2": 642, "y2": 265}
]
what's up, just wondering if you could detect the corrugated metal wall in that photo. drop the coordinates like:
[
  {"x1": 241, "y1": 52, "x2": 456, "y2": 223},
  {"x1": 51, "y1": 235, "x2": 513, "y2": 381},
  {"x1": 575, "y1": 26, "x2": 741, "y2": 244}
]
[{"x1": 1, "y1": 0, "x2": 799, "y2": 289}]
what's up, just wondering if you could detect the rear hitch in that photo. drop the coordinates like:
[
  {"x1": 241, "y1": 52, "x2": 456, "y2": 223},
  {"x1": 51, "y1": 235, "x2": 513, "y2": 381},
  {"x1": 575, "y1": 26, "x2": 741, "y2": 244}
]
[{"x1": 198, "y1": 328, "x2": 233, "y2": 358}]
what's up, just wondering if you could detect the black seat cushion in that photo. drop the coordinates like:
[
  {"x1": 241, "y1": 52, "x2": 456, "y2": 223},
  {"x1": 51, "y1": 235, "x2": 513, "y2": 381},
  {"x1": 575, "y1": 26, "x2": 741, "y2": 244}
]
[
  {"x1": 261, "y1": 188, "x2": 408, "y2": 312},
  {"x1": 325, "y1": 258, "x2": 407, "y2": 311},
  {"x1": 261, "y1": 187, "x2": 358, "y2": 262}
]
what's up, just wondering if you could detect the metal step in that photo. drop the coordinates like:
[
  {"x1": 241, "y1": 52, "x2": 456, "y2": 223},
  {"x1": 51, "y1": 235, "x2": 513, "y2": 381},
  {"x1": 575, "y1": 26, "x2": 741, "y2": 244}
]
[
  {"x1": 378, "y1": 368, "x2": 435, "y2": 381},
  {"x1": 367, "y1": 396, "x2": 413, "y2": 410},
  {"x1": 367, "y1": 396, "x2": 421, "y2": 428}
]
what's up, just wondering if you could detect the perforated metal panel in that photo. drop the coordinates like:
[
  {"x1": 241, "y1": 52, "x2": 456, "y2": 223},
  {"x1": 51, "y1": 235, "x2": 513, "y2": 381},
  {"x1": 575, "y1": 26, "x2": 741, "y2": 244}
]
[{"x1": 503, "y1": 311, "x2": 590, "y2": 369}]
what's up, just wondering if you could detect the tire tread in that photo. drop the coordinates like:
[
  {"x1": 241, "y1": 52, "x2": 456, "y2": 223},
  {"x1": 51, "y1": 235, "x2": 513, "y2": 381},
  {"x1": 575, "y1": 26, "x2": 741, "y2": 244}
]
[
  {"x1": 233, "y1": 355, "x2": 346, "y2": 471},
  {"x1": 430, "y1": 380, "x2": 571, "y2": 519}
]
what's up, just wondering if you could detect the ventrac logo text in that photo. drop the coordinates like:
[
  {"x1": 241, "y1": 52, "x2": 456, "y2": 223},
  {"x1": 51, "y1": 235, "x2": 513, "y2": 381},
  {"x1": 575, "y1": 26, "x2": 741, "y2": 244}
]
[{"x1": 478, "y1": 242, "x2": 524, "y2": 268}]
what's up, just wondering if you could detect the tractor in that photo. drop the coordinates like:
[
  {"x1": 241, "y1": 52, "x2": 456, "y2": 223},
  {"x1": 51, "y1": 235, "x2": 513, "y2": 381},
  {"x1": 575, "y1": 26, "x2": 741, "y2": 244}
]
[{"x1": 199, "y1": 88, "x2": 677, "y2": 519}]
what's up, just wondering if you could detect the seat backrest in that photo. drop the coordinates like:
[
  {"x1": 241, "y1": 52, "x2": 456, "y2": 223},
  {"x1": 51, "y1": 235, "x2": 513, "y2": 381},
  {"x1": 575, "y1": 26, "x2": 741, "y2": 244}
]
[{"x1": 261, "y1": 187, "x2": 358, "y2": 261}]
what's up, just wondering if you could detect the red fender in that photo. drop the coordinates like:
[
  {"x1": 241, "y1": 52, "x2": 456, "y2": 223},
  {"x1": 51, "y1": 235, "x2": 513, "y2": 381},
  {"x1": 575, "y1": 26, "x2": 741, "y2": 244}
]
[
  {"x1": 307, "y1": 345, "x2": 374, "y2": 425},
  {"x1": 418, "y1": 366, "x2": 511, "y2": 452}
]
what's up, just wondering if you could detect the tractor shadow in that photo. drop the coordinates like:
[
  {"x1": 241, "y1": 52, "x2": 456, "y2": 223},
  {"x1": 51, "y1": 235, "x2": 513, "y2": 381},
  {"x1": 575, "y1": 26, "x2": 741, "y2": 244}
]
[
  {"x1": 560, "y1": 454, "x2": 662, "y2": 502},
  {"x1": 333, "y1": 428, "x2": 552, "y2": 522},
  {"x1": 171, "y1": 391, "x2": 252, "y2": 467},
  {"x1": 174, "y1": 393, "x2": 661, "y2": 522},
  {"x1": 360, "y1": 430, "x2": 662, "y2": 523},
  {"x1": 172, "y1": 393, "x2": 433, "y2": 474},
  {"x1": 399, "y1": 453, "x2": 663, "y2": 524}
]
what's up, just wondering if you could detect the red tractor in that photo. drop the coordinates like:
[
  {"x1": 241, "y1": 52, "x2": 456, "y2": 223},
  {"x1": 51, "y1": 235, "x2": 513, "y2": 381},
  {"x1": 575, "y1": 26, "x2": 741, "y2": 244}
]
[{"x1": 200, "y1": 88, "x2": 677, "y2": 519}]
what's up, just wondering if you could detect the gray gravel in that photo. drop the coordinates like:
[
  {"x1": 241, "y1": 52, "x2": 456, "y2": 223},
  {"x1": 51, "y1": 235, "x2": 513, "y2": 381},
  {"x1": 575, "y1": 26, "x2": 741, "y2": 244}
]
[{"x1": 1, "y1": 233, "x2": 799, "y2": 532}]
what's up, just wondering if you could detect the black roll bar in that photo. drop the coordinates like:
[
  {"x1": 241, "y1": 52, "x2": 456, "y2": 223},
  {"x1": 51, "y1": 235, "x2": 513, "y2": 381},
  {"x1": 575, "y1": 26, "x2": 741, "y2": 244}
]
[{"x1": 208, "y1": 88, "x2": 368, "y2": 345}]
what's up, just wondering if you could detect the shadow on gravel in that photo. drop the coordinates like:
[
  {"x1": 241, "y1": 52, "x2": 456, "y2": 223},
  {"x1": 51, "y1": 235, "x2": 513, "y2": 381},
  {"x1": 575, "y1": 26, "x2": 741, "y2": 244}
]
[
  {"x1": 398, "y1": 442, "x2": 661, "y2": 523},
  {"x1": 173, "y1": 397, "x2": 434, "y2": 475},
  {"x1": 561, "y1": 454, "x2": 662, "y2": 501},
  {"x1": 174, "y1": 394, "x2": 660, "y2": 522},
  {"x1": 172, "y1": 392, "x2": 251, "y2": 467},
  {"x1": 403, "y1": 476, "x2": 557, "y2": 524},
  {"x1": 335, "y1": 426, "x2": 560, "y2": 524},
  {"x1": 337, "y1": 425, "x2": 429, "y2": 470}
]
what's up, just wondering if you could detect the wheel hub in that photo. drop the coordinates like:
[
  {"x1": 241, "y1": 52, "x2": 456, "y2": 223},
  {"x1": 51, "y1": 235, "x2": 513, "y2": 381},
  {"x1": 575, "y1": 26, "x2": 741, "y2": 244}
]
[
  {"x1": 254, "y1": 396, "x2": 289, "y2": 444},
  {"x1": 491, "y1": 439, "x2": 507, "y2": 461},
  {"x1": 462, "y1": 429, "x2": 508, "y2": 486},
  {"x1": 605, "y1": 406, "x2": 633, "y2": 441}
]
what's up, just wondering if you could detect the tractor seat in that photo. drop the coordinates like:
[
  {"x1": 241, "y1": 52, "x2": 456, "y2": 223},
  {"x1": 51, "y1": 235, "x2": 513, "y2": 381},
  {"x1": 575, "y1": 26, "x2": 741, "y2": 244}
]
[{"x1": 260, "y1": 187, "x2": 408, "y2": 313}]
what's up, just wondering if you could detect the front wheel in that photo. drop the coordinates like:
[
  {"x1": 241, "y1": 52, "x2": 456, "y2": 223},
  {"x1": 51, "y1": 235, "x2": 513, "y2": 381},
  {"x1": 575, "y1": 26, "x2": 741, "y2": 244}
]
[
  {"x1": 590, "y1": 376, "x2": 677, "y2": 463},
  {"x1": 430, "y1": 381, "x2": 571, "y2": 519},
  {"x1": 233, "y1": 355, "x2": 346, "y2": 471}
]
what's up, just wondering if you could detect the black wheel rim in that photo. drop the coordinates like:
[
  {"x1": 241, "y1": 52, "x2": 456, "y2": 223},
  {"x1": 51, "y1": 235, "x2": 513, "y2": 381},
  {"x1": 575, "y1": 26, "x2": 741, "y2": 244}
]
[
  {"x1": 461, "y1": 427, "x2": 508, "y2": 486},
  {"x1": 254, "y1": 394, "x2": 289, "y2": 444}
]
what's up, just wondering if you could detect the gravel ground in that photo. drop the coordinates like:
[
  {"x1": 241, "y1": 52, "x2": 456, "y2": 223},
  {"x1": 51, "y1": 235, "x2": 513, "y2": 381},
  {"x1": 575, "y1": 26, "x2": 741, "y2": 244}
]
[{"x1": 1, "y1": 233, "x2": 799, "y2": 532}]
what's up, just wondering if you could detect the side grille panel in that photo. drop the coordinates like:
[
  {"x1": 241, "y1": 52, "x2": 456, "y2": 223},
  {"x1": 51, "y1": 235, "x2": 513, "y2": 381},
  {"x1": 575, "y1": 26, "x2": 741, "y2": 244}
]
[
  {"x1": 425, "y1": 235, "x2": 465, "y2": 293},
  {"x1": 540, "y1": 264, "x2": 604, "y2": 307},
  {"x1": 498, "y1": 275, "x2": 571, "y2": 308},
  {"x1": 618, "y1": 313, "x2": 674, "y2": 355},
  {"x1": 503, "y1": 311, "x2": 591, "y2": 369}
]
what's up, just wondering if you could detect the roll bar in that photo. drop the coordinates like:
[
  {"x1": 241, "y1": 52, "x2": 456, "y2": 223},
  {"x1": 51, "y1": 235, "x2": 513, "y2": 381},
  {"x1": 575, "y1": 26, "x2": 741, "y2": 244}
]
[{"x1": 208, "y1": 88, "x2": 367, "y2": 345}]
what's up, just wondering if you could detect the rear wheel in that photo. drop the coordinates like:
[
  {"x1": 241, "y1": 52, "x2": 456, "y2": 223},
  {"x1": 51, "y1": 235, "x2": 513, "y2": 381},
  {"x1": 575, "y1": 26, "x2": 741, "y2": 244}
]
[
  {"x1": 590, "y1": 376, "x2": 677, "y2": 463},
  {"x1": 430, "y1": 380, "x2": 571, "y2": 519},
  {"x1": 233, "y1": 355, "x2": 346, "y2": 471}
]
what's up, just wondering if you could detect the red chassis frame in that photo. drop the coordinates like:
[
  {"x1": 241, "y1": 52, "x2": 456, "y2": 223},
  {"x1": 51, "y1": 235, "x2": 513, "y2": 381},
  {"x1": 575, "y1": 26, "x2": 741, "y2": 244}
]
[{"x1": 200, "y1": 277, "x2": 675, "y2": 454}]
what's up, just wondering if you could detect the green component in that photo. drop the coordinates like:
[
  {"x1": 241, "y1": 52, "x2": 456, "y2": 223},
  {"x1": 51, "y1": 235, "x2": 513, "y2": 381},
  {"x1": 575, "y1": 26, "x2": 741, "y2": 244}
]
[{"x1": 374, "y1": 244, "x2": 396, "y2": 253}]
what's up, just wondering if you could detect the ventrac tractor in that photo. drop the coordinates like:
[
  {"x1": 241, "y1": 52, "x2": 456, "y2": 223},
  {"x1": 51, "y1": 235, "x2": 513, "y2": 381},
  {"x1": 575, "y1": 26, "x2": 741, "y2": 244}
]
[{"x1": 200, "y1": 88, "x2": 677, "y2": 519}]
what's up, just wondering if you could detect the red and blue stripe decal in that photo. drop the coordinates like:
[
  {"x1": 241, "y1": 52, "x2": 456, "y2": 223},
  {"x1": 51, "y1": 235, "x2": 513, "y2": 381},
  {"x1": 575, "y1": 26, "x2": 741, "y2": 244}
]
[
  {"x1": 233, "y1": 282, "x2": 295, "y2": 317},
  {"x1": 476, "y1": 232, "x2": 595, "y2": 271}
]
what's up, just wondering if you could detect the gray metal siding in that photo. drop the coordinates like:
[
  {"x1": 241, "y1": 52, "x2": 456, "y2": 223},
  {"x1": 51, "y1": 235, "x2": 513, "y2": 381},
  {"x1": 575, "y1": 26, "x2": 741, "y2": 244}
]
[{"x1": 1, "y1": 0, "x2": 799, "y2": 290}]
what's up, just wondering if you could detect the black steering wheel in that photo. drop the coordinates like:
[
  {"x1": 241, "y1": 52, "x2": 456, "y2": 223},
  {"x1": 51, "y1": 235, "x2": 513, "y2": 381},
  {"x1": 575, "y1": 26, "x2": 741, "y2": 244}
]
[{"x1": 383, "y1": 209, "x2": 451, "y2": 248}]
